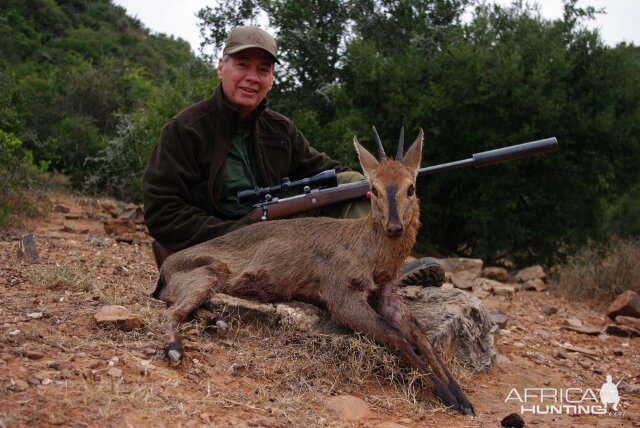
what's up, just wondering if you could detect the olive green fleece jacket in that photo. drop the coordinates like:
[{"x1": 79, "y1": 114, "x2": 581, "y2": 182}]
[{"x1": 143, "y1": 85, "x2": 347, "y2": 251}]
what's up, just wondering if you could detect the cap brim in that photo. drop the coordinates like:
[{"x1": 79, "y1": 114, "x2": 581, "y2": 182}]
[{"x1": 224, "y1": 45, "x2": 281, "y2": 64}]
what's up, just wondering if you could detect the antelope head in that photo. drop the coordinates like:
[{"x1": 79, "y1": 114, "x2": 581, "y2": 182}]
[{"x1": 354, "y1": 127, "x2": 424, "y2": 239}]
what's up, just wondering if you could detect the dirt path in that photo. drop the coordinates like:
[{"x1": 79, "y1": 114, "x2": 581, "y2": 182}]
[{"x1": 1, "y1": 192, "x2": 638, "y2": 427}]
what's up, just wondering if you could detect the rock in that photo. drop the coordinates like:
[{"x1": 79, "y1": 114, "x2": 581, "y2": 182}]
[
  {"x1": 450, "y1": 270, "x2": 477, "y2": 290},
  {"x1": 482, "y1": 267, "x2": 511, "y2": 283},
  {"x1": 276, "y1": 301, "x2": 346, "y2": 335},
  {"x1": 53, "y1": 204, "x2": 71, "y2": 213},
  {"x1": 523, "y1": 278, "x2": 547, "y2": 292},
  {"x1": 121, "y1": 204, "x2": 145, "y2": 224},
  {"x1": 472, "y1": 287, "x2": 490, "y2": 299},
  {"x1": 606, "y1": 290, "x2": 640, "y2": 320},
  {"x1": 534, "y1": 328, "x2": 550, "y2": 338},
  {"x1": 324, "y1": 395, "x2": 370, "y2": 420},
  {"x1": 515, "y1": 265, "x2": 546, "y2": 282},
  {"x1": 107, "y1": 367, "x2": 123, "y2": 378},
  {"x1": 26, "y1": 312, "x2": 43, "y2": 319},
  {"x1": 618, "y1": 382, "x2": 640, "y2": 394},
  {"x1": 210, "y1": 287, "x2": 496, "y2": 372},
  {"x1": 439, "y1": 258, "x2": 483, "y2": 274},
  {"x1": 615, "y1": 315, "x2": 640, "y2": 331},
  {"x1": 376, "y1": 423, "x2": 408, "y2": 428},
  {"x1": 397, "y1": 285, "x2": 423, "y2": 301},
  {"x1": 94, "y1": 305, "x2": 144, "y2": 330},
  {"x1": 489, "y1": 309, "x2": 509, "y2": 329},
  {"x1": 563, "y1": 345, "x2": 598, "y2": 357},
  {"x1": 8, "y1": 379, "x2": 29, "y2": 391},
  {"x1": 542, "y1": 305, "x2": 558, "y2": 316},
  {"x1": 561, "y1": 325, "x2": 602, "y2": 335},
  {"x1": 17, "y1": 234, "x2": 39, "y2": 262},
  {"x1": 501, "y1": 412, "x2": 525, "y2": 428},
  {"x1": 496, "y1": 354, "x2": 511, "y2": 364},
  {"x1": 493, "y1": 285, "x2": 516, "y2": 299},
  {"x1": 441, "y1": 283, "x2": 454, "y2": 290},
  {"x1": 23, "y1": 350, "x2": 45, "y2": 360},
  {"x1": 408, "y1": 288, "x2": 496, "y2": 371},
  {"x1": 209, "y1": 294, "x2": 278, "y2": 324},
  {"x1": 475, "y1": 278, "x2": 503, "y2": 293},
  {"x1": 563, "y1": 318, "x2": 582, "y2": 328},
  {"x1": 33, "y1": 370, "x2": 57, "y2": 381},
  {"x1": 103, "y1": 219, "x2": 136, "y2": 236},
  {"x1": 605, "y1": 324, "x2": 640, "y2": 338}
]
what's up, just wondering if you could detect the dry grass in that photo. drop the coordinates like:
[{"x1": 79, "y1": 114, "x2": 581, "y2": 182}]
[
  {"x1": 20, "y1": 262, "x2": 94, "y2": 292},
  {"x1": 554, "y1": 237, "x2": 640, "y2": 299}
]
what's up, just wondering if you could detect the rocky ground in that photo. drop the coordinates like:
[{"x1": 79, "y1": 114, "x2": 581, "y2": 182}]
[{"x1": 1, "y1": 191, "x2": 639, "y2": 427}]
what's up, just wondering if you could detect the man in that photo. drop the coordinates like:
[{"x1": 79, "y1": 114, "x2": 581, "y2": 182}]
[{"x1": 143, "y1": 25, "x2": 443, "y2": 287}]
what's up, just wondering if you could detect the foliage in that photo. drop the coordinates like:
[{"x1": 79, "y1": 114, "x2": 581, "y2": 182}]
[
  {"x1": 554, "y1": 237, "x2": 640, "y2": 299},
  {"x1": 0, "y1": 0, "x2": 214, "y2": 209},
  {"x1": 197, "y1": 0, "x2": 640, "y2": 265},
  {"x1": 2, "y1": 0, "x2": 639, "y2": 269}
]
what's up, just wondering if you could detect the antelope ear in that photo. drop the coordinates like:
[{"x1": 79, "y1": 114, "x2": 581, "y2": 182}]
[
  {"x1": 353, "y1": 136, "x2": 379, "y2": 179},
  {"x1": 402, "y1": 128, "x2": 423, "y2": 177}
]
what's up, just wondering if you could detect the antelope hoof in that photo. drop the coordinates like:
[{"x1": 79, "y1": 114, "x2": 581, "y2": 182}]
[
  {"x1": 209, "y1": 316, "x2": 228, "y2": 335},
  {"x1": 165, "y1": 343, "x2": 183, "y2": 364}
]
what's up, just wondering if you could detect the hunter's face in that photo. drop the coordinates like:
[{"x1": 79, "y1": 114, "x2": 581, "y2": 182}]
[{"x1": 218, "y1": 48, "x2": 274, "y2": 119}]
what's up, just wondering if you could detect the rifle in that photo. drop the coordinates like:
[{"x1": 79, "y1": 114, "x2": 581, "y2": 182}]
[{"x1": 239, "y1": 137, "x2": 558, "y2": 223}]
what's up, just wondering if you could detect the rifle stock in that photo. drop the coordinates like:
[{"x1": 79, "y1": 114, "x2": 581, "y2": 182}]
[{"x1": 245, "y1": 137, "x2": 558, "y2": 223}]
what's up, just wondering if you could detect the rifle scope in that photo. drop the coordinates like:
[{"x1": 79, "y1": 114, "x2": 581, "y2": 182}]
[{"x1": 237, "y1": 169, "x2": 338, "y2": 204}]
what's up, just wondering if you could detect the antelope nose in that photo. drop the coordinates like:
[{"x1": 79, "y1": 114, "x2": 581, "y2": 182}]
[{"x1": 385, "y1": 223, "x2": 403, "y2": 238}]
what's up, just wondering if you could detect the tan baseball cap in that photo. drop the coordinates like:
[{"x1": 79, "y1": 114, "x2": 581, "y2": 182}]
[{"x1": 223, "y1": 26, "x2": 280, "y2": 64}]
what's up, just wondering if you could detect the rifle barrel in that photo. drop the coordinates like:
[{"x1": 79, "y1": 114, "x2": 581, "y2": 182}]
[{"x1": 418, "y1": 137, "x2": 558, "y2": 176}]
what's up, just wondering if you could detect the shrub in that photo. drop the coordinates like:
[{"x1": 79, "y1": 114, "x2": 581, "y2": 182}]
[{"x1": 554, "y1": 237, "x2": 640, "y2": 300}]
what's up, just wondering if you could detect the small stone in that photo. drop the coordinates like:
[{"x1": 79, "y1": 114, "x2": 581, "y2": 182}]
[
  {"x1": 482, "y1": 267, "x2": 511, "y2": 283},
  {"x1": 53, "y1": 204, "x2": 71, "y2": 213},
  {"x1": 501, "y1": 412, "x2": 525, "y2": 428},
  {"x1": 24, "y1": 350, "x2": 45, "y2": 360},
  {"x1": 554, "y1": 350, "x2": 569, "y2": 359},
  {"x1": 142, "y1": 347, "x2": 156, "y2": 356},
  {"x1": 515, "y1": 265, "x2": 546, "y2": 282},
  {"x1": 439, "y1": 258, "x2": 484, "y2": 274},
  {"x1": 490, "y1": 310, "x2": 509, "y2": 329},
  {"x1": 33, "y1": 370, "x2": 57, "y2": 382},
  {"x1": 8, "y1": 379, "x2": 29, "y2": 391},
  {"x1": 324, "y1": 395, "x2": 370, "y2": 420},
  {"x1": 496, "y1": 354, "x2": 511, "y2": 364},
  {"x1": 534, "y1": 328, "x2": 550, "y2": 338},
  {"x1": 561, "y1": 325, "x2": 602, "y2": 335},
  {"x1": 493, "y1": 285, "x2": 516, "y2": 298},
  {"x1": 94, "y1": 305, "x2": 144, "y2": 330},
  {"x1": 9, "y1": 329, "x2": 21, "y2": 336},
  {"x1": 606, "y1": 290, "x2": 640, "y2": 320},
  {"x1": 615, "y1": 315, "x2": 640, "y2": 331},
  {"x1": 107, "y1": 367, "x2": 122, "y2": 378},
  {"x1": 542, "y1": 305, "x2": 558, "y2": 316},
  {"x1": 450, "y1": 270, "x2": 477, "y2": 290},
  {"x1": 17, "y1": 234, "x2": 39, "y2": 262},
  {"x1": 564, "y1": 318, "x2": 582, "y2": 328},
  {"x1": 513, "y1": 341, "x2": 526, "y2": 348},
  {"x1": 523, "y1": 278, "x2": 547, "y2": 292},
  {"x1": 26, "y1": 312, "x2": 43, "y2": 319}
]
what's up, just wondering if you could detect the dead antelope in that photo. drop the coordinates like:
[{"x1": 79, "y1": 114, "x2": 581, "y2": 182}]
[{"x1": 152, "y1": 128, "x2": 475, "y2": 415}]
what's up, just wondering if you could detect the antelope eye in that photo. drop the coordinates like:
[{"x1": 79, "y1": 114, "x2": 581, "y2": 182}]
[
  {"x1": 407, "y1": 184, "x2": 415, "y2": 197},
  {"x1": 371, "y1": 186, "x2": 379, "y2": 197}
]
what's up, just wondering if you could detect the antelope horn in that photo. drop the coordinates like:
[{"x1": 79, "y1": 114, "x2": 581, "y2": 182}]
[
  {"x1": 372, "y1": 126, "x2": 387, "y2": 160},
  {"x1": 396, "y1": 126, "x2": 405, "y2": 161}
]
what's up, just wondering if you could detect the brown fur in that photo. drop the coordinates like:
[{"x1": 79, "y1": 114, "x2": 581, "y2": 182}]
[{"x1": 154, "y1": 129, "x2": 475, "y2": 415}]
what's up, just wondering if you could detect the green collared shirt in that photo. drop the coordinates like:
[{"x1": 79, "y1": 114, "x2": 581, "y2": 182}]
[{"x1": 218, "y1": 122, "x2": 260, "y2": 216}]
